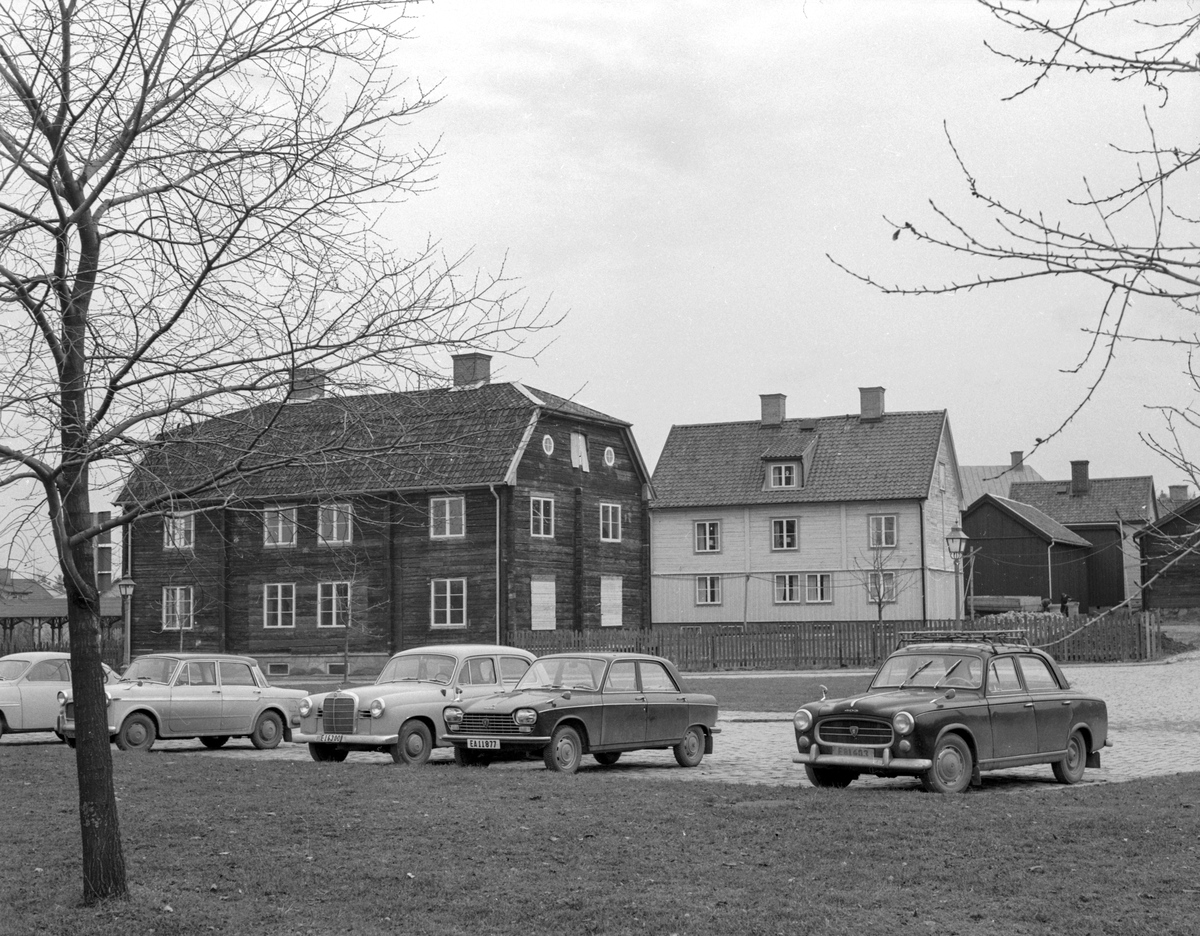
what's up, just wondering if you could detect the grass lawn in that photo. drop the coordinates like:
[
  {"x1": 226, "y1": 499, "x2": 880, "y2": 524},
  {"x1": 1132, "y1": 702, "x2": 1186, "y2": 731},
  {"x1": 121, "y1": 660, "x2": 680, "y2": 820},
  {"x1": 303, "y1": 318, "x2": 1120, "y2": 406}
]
[{"x1": 5, "y1": 737, "x2": 1200, "y2": 936}]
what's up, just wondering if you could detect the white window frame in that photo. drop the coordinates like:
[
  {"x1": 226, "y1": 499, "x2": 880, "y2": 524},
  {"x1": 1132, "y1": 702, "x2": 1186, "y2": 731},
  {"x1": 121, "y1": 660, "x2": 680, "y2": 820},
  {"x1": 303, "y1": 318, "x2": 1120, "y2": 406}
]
[
  {"x1": 695, "y1": 575, "x2": 722, "y2": 605},
  {"x1": 430, "y1": 496, "x2": 466, "y2": 539},
  {"x1": 806, "y1": 573, "x2": 832, "y2": 604},
  {"x1": 570, "y1": 432, "x2": 590, "y2": 472},
  {"x1": 162, "y1": 586, "x2": 194, "y2": 631},
  {"x1": 319, "y1": 503, "x2": 353, "y2": 545},
  {"x1": 869, "y1": 514, "x2": 897, "y2": 549},
  {"x1": 774, "y1": 573, "x2": 802, "y2": 604},
  {"x1": 431, "y1": 578, "x2": 467, "y2": 628},
  {"x1": 164, "y1": 513, "x2": 195, "y2": 550},
  {"x1": 318, "y1": 581, "x2": 351, "y2": 628},
  {"x1": 600, "y1": 503, "x2": 622, "y2": 542},
  {"x1": 264, "y1": 506, "x2": 297, "y2": 548},
  {"x1": 263, "y1": 583, "x2": 296, "y2": 628},
  {"x1": 770, "y1": 463, "x2": 798, "y2": 488},
  {"x1": 771, "y1": 517, "x2": 798, "y2": 551},
  {"x1": 531, "y1": 496, "x2": 555, "y2": 538},
  {"x1": 695, "y1": 520, "x2": 721, "y2": 553},
  {"x1": 868, "y1": 571, "x2": 897, "y2": 603}
]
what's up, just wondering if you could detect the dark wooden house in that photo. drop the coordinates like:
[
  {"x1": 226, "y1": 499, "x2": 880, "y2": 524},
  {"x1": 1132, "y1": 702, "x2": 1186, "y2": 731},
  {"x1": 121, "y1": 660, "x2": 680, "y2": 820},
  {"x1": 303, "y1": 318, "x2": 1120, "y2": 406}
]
[
  {"x1": 961, "y1": 494, "x2": 1091, "y2": 611},
  {"x1": 1136, "y1": 497, "x2": 1200, "y2": 609},
  {"x1": 119, "y1": 354, "x2": 652, "y2": 677}
]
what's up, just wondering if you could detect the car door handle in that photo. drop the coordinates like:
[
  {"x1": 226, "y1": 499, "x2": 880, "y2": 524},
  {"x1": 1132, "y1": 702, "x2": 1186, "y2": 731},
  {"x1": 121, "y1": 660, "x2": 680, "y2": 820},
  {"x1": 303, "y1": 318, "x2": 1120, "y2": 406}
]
[
  {"x1": 1024, "y1": 702, "x2": 1034, "y2": 708},
  {"x1": 1061, "y1": 700, "x2": 1072, "y2": 706}
]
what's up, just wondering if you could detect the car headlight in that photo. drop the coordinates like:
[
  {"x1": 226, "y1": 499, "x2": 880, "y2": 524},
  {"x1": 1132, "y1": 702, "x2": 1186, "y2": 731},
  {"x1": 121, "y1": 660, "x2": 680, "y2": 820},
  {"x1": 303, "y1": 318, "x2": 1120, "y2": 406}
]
[
  {"x1": 369, "y1": 698, "x2": 386, "y2": 719},
  {"x1": 514, "y1": 708, "x2": 538, "y2": 726},
  {"x1": 793, "y1": 709, "x2": 813, "y2": 732},
  {"x1": 893, "y1": 711, "x2": 915, "y2": 736},
  {"x1": 57, "y1": 690, "x2": 67, "y2": 706},
  {"x1": 104, "y1": 692, "x2": 111, "y2": 707},
  {"x1": 444, "y1": 706, "x2": 464, "y2": 729},
  {"x1": 299, "y1": 698, "x2": 313, "y2": 717}
]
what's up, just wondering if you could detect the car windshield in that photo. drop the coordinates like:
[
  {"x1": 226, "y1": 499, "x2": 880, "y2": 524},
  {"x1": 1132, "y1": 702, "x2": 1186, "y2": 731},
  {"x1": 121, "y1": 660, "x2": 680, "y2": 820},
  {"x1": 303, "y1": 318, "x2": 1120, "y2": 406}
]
[
  {"x1": 516, "y1": 657, "x2": 607, "y2": 691},
  {"x1": 872, "y1": 653, "x2": 983, "y2": 690},
  {"x1": 122, "y1": 657, "x2": 180, "y2": 684},
  {"x1": 0, "y1": 659, "x2": 30, "y2": 680},
  {"x1": 376, "y1": 653, "x2": 457, "y2": 685}
]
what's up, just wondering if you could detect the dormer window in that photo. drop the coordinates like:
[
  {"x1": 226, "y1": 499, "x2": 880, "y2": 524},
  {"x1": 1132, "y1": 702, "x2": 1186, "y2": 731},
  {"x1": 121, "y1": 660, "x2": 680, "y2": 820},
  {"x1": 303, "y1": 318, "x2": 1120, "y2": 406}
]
[{"x1": 770, "y1": 463, "x2": 798, "y2": 488}]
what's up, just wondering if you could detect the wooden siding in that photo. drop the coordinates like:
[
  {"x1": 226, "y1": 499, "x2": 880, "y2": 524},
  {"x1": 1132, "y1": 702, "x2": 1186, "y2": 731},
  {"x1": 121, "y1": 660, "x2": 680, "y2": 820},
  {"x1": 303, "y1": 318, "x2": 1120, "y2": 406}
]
[
  {"x1": 1141, "y1": 505, "x2": 1200, "y2": 609},
  {"x1": 921, "y1": 423, "x2": 964, "y2": 619}
]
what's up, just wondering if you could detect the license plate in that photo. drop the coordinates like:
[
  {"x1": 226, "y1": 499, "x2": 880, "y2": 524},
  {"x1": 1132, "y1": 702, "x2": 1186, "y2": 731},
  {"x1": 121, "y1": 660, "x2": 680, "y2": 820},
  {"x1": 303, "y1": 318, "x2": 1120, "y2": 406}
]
[
  {"x1": 468, "y1": 739, "x2": 500, "y2": 750},
  {"x1": 319, "y1": 734, "x2": 343, "y2": 743},
  {"x1": 831, "y1": 745, "x2": 878, "y2": 760}
]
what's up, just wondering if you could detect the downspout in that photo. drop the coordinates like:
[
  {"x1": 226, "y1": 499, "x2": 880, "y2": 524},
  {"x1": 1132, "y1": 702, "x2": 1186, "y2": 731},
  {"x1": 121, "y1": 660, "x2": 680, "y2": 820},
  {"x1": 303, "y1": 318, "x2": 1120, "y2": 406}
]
[
  {"x1": 490, "y1": 484, "x2": 501, "y2": 645},
  {"x1": 1047, "y1": 542, "x2": 1054, "y2": 602},
  {"x1": 919, "y1": 500, "x2": 928, "y2": 622}
]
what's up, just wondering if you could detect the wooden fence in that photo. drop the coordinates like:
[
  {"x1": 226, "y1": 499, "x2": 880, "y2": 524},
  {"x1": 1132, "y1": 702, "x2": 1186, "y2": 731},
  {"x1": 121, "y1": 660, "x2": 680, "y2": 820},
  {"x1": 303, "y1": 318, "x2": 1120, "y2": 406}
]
[{"x1": 509, "y1": 612, "x2": 1162, "y2": 671}]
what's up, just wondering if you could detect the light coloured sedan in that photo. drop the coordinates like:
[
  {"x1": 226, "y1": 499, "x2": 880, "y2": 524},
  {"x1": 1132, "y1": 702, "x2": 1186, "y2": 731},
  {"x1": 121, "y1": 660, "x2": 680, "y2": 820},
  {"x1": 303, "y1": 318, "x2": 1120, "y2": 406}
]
[
  {"x1": 58, "y1": 652, "x2": 309, "y2": 752},
  {"x1": 295, "y1": 644, "x2": 536, "y2": 764},
  {"x1": 0, "y1": 651, "x2": 117, "y2": 740}
]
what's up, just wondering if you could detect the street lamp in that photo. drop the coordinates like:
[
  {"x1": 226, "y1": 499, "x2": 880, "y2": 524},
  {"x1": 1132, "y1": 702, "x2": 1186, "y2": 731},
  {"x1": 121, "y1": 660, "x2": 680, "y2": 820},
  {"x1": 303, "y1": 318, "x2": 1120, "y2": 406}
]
[
  {"x1": 117, "y1": 576, "x2": 135, "y2": 669},
  {"x1": 945, "y1": 525, "x2": 969, "y2": 624}
]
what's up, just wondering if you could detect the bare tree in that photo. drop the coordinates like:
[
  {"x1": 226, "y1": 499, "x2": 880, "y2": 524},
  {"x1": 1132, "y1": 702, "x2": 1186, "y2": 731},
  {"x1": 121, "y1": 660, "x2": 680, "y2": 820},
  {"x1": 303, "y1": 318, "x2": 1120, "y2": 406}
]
[
  {"x1": 850, "y1": 547, "x2": 919, "y2": 622},
  {"x1": 0, "y1": 0, "x2": 547, "y2": 903},
  {"x1": 832, "y1": 0, "x2": 1200, "y2": 470}
]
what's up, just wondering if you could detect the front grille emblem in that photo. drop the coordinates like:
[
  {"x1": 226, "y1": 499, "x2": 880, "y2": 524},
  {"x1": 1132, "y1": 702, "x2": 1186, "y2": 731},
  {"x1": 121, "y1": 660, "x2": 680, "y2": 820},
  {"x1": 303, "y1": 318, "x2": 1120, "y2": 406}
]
[{"x1": 849, "y1": 726, "x2": 859, "y2": 738}]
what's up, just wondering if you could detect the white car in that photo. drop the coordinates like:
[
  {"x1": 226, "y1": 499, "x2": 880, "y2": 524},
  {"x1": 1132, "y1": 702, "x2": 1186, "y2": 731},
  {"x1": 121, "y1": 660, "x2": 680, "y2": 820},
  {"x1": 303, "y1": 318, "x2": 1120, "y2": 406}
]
[{"x1": 0, "y1": 651, "x2": 117, "y2": 739}]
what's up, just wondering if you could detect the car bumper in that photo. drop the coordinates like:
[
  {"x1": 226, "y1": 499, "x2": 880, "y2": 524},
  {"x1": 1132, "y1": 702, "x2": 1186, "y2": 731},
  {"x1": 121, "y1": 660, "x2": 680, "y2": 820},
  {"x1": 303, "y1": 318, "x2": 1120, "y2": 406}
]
[
  {"x1": 792, "y1": 745, "x2": 932, "y2": 772},
  {"x1": 440, "y1": 734, "x2": 551, "y2": 750},
  {"x1": 57, "y1": 717, "x2": 117, "y2": 739},
  {"x1": 292, "y1": 731, "x2": 399, "y2": 747}
]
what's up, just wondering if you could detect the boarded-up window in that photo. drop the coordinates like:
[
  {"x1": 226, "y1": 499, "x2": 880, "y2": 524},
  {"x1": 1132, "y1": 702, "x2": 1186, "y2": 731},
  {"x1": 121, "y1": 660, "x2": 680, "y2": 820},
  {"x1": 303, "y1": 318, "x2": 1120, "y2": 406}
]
[
  {"x1": 531, "y1": 577, "x2": 556, "y2": 631},
  {"x1": 601, "y1": 576, "x2": 622, "y2": 628}
]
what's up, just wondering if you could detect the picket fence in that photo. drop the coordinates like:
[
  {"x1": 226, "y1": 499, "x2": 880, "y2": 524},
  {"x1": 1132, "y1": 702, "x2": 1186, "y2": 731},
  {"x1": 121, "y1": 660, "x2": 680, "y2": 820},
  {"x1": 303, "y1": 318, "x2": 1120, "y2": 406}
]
[{"x1": 509, "y1": 611, "x2": 1161, "y2": 671}]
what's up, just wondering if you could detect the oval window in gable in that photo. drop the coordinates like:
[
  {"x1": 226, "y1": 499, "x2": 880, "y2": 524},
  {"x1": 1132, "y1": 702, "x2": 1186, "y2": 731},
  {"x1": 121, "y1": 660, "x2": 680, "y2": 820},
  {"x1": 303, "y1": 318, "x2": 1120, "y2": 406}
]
[{"x1": 542, "y1": 434, "x2": 554, "y2": 456}]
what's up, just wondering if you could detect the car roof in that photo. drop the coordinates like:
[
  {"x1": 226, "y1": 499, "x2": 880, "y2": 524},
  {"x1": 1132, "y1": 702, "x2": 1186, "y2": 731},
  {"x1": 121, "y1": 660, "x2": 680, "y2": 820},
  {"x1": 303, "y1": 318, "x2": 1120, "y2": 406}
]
[
  {"x1": 534, "y1": 652, "x2": 667, "y2": 663},
  {"x1": 0, "y1": 651, "x2": 71, "y2": 663},
  {"x1": 133, "y1": 652, "x2": 260, "y2": 664},
  {"x1": 390, "y1": 644, "x2": 536, "y2": 658}
]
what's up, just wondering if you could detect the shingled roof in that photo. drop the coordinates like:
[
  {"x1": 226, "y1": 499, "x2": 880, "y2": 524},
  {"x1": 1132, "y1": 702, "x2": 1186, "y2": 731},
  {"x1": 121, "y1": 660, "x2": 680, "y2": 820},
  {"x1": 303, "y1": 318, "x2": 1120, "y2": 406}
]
[
  {"x1": 959, "y1": 462, "x2": 1045, "y2": 507},
  {"x1": 120, "y1": 382, "x2": 629, "y2": 506},
  {"x1": 651, "y1": 410, "x2": 949, "y2": 509},
  {"x1": 969, "y1": 495, "x2": 1092, "y2": 547},
  {"x1": 1009, "y1": 476, "x2": 1157, "y2": 527}
]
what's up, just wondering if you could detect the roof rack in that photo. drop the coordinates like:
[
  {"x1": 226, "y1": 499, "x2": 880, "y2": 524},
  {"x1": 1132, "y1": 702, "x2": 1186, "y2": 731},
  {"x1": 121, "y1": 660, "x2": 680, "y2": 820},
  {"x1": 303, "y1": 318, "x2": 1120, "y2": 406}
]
[{"x1": 896, "y1": 630, "x2": 1031, "y2": 650}]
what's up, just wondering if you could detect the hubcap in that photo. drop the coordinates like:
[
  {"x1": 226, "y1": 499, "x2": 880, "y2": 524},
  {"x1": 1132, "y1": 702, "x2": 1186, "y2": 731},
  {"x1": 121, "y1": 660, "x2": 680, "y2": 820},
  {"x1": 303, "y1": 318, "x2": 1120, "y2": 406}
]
[
  {"x1": 936, "y1": 746, "x2": 965, "y2": 785},
  {"x1": 557, "y1": 738, "x2": 576, "y2": 767},
  {"x1": 127, "y1": 724, "x2": 147, "y2": 746},
  {"x1": 405, "y1": 733, "x2": 425, "y2": 756},
  {"x1": 260, "y1": 720, "x2": 278, "y2": 741}
]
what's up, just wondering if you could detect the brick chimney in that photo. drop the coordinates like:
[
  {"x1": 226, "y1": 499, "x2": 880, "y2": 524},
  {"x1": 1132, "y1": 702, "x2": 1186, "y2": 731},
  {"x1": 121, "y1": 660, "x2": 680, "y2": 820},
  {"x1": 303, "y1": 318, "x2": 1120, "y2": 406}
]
[
  {"x1": 760, "y1": 393, "x2": 786, "y2": 427},
  {"x1": 290, "y1": 367, "x2": 325, "y2": 401},
  {"x1": 1170, "y1": 484, "x2": 1190, "y2": 502},
  {"x1": 1010, "y1": 451, "x2": 1025, "y2": 469},
  {"x1": 859, "y1": 387, "x2": 885, "y2": 422},
  {"x1": 1070, "y1": 460, "x2": 1090, "y2": 496},
  {"x1": 452, "y1": 352, "x2": 492, "y2": 387}
]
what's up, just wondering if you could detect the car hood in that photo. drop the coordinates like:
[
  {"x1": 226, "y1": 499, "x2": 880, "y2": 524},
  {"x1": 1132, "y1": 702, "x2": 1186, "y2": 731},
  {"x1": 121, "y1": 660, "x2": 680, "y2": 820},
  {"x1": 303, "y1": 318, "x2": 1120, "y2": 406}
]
[
  {"x1": 311, "y1": 682, "x2": 454, "y2": 706},
  {"x1": 458, "y1": 688, "x2": 573, "y2": 713},
  {"x1": 804, "y1": 688, "x2": 975, "y2": 719}
]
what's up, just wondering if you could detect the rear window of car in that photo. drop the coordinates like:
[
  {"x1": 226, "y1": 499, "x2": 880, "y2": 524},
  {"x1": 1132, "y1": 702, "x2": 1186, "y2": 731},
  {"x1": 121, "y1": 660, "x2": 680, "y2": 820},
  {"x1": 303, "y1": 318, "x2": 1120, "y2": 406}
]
[
  {"x1": 219, "y1": 661, "x2": 256, "y2": 686},
  {"x1": 462, "y1": 657, "x2": 497, "y2": 685},
  {"x1": 500, "y1": 656, "x2": 531, "y2": 683},
  {"x1": 987, "y1": 657, "x2": 1022, "y2": 693},
  {"x1": 1017, "y1": 655, "x2": 1059, "y2": 691},
  {"x1": 639, "y1": 661, "x2": 678, "y2": 692}
]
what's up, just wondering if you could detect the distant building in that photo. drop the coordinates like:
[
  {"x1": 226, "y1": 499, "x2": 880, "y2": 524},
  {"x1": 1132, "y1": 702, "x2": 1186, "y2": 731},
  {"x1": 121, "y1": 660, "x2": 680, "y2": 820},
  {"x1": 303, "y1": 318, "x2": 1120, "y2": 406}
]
[
  {"x1": 1136, "y1": 495, "x2": 1200, "y2": 610},
  {"x1": 959, "y1": 451, "x2": 1044, "y2": 508}
]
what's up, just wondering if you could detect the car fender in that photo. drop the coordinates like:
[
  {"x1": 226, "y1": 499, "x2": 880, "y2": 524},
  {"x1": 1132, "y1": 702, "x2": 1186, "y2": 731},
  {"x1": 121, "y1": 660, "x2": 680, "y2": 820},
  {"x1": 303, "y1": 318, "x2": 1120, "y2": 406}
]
[
  {"x1": 546, "y1": 714, "x2": 592, "y2": 751},
  {"x1": 929, "y1": 722, "x2": 981, "y2": 763},
  {"x1": 112, "y1": 703, "x2": 162, "y2": 734}
]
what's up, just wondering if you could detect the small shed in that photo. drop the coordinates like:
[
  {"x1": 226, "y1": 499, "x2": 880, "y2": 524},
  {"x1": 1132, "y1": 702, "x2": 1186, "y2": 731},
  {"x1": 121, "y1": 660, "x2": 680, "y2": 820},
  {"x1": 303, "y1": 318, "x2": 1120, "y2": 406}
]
[{"x1": 1136, "y1": 497, "x2": 1200, "y2": 609}]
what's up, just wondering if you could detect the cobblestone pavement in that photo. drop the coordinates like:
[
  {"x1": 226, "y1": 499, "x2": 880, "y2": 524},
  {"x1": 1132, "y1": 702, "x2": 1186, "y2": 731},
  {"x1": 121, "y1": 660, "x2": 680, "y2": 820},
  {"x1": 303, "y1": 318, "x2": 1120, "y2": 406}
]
[{"x1": 7, "y1": 652, "x2": 1200, "y2": 792}]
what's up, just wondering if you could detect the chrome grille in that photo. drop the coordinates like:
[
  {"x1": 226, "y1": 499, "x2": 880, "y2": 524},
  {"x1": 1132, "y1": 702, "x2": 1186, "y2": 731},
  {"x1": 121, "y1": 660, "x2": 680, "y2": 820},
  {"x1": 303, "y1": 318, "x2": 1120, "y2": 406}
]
[
  {"x1": 817, "y1": 717, "x2": 892, "y2": 746},
  {"x1": 322, "y1": 694, "x2": 359, "y2": 735},
  {"x1": 459, "y1": 713, "x2": 522, "y2": 735}
]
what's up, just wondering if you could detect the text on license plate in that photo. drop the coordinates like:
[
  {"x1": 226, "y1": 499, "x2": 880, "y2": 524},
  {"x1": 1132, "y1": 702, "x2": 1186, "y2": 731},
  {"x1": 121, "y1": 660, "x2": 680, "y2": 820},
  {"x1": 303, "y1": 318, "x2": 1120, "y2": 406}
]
[
  {"x1": 319, "y1": 734, "x2": 343, "y2": 743},
  {"x1": 831, "y1": 745, "x2": 878, "y2": 759},
  {"x1": 468, "y1": 739, "x2": 500, "y2": 750}
]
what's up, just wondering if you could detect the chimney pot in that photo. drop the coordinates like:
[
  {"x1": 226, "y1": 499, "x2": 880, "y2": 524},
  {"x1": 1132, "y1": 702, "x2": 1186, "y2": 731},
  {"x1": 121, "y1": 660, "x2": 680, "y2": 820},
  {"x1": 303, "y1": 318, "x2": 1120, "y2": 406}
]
[
  {"x1": 759, "y1": 393, "x2": 786, "y2": 427},
  {"x1": 1010, "y1": 451, "x2": 1024, "y2": 469},
  {"x1": 859, "y1": 387, "x2": 885, "y2": 422},
  {"x1": 1070, "y1": 460, "x2": 1090, "y2": 496},
  {"x1": 452, "y1": 352, "x2": 492, "y2": 387},
  {"x1": 290, "y1": 367, "x2": 325, "y2": 401},
  {"x1": 1169, "y1": 483, "x2": 1190, "y2": 502}
]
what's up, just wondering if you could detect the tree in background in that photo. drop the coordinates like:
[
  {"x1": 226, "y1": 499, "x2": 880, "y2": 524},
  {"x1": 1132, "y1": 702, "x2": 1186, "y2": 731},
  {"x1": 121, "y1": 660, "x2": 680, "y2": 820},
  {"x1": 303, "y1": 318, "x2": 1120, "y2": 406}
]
[{"x1": 0, "y1": 0, "x2": 546, "y2": 903}]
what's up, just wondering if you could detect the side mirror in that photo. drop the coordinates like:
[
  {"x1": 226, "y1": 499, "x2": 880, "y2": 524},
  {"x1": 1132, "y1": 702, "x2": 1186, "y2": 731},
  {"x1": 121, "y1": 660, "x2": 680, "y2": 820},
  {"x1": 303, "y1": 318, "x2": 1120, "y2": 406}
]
[{"x1": 944, "y1": 688, "x2": 956, "y2": 700}]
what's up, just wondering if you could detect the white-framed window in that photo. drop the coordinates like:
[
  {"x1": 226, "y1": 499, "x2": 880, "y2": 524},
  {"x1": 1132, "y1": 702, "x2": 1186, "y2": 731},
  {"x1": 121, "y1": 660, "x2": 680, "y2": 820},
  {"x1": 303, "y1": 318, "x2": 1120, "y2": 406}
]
[
  {"x1": 318, "y1": 582, "x2": 351, "y2": 628},
  {"x1": 937, "y1": 462, "x2": 947, "y2": 491},
  {"x1": 431, "y1": 578, "x2": 467, "y2": 628},
  {"x1": 430, "y1": 496, "x2": 465, "y2": 539},
  {"x1": 162, "y1": 586, "x2": 194, "y2": 630},
  {"x1": 774, "y1": 574, "x2": 802, "y2": 603},
  {"x1": 319, "y1": 503, "x2": 353, "y2": 545},
  {"x1": 771, "y1": 518, "x2": 798, "y2": 551},
  {"x1": 263, "y1": 583, "x2": 295, "y2": 628},
  {"x1": 531, "y1": 576, "x2": 556, "y2": 631},
  {"x1": 770, "y1": 463, "x2": 798, "y2": 488},
  {"x1": 604, "y1": 446, "x2": 616, "y2": 467},
  {"x1": 601, "y1": 576, "x2": 623, "y2": 627},
  {"x1": 868, "y1": 571, "x2": 897, "y2": 603},
  {"x1": 531, "y1": 496, "x2": 554, "y2": 538},
  {"x1": 695, "y1": 520, "x2": 720, "y2": 553},
  {"x1": 542, "y1": 434, "x2": 555, "y2": 456},
  {"x1": 600, "y1": 503, "x2": 622, "y2": 542},
  {"x1": 869, "y1": 514, "x2": 897, "y2": 549},
  {"x1": 806, "y1": 573, "x2": 832, "y2": 604},
  {"x1": 164, "y1": 513, "x2": 195, "y2": 550},
  {"x1": 264, "y1": 506, "x2": 297, "y2": 547},
  {"x1": 570, "y1": 432, "x2": 590, "y2": 471},
  {"x1": 696, "y1": 575, "x2": 722, "y2": 605}
]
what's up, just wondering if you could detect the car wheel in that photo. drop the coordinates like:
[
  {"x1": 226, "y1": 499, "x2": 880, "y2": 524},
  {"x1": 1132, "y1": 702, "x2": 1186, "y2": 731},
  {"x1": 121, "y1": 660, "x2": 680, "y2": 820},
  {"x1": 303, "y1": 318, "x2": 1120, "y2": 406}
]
[
  {"x1": 391, "y1": 720, "x2": 433, "y2": 766},
  {"x1": 308, "y1": 743, "x2": 348, "y2": 762},
  {"x1": 593, "y1": 751, "x2": 621, "y2": 766},
  {"x1": 921, "y1": 734, "x2": 973, "y2": 794},
  {"x1": 250, "y1": 711, "x2": 284, "y2": 750},
  {"x1": 53, "y1": 730, "x2": 65, "y2": 743},
  {"x1": 543, "y1": 725, "x2": 583, "y2": 774},
  {"x1": 804, "y1": 765, "x2": 859, "y2": 788},
  {"x1": 673, "y1": 725, "x2": 706, "y2": 768},
  {"x1": 1052, "y1": 729, "x2": 1087, "y2": 784},
  {"x1": 115, "y1": 713, "x2": 156, "y2": 753},
  {"x1": 66, "y1": 736, "x2": 76, "y2": 749},
  {"x1": 200, "y1": 736, "x2": 230, "y2": 749}
]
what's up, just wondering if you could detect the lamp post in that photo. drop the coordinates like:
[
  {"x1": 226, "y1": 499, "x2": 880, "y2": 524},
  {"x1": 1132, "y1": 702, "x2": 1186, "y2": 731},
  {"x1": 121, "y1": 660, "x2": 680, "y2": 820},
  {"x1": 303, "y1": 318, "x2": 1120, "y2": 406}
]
[
  {"x1": 945, "y1": 525, "x2": 969, "y2": 624},
  {"x1": 117, "y1": 576, "x2": 135, "y2": 669}
]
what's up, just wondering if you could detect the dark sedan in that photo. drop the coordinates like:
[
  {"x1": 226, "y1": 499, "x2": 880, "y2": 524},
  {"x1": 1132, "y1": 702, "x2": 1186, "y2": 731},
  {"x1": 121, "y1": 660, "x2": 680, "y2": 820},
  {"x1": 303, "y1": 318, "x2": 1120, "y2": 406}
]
[
  {"x1": 441, "y1": 652, "x2": 720, "y2": 774},
  {"x1": 792, "y1": 631, "x2": 1110, "y2": 793}
]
